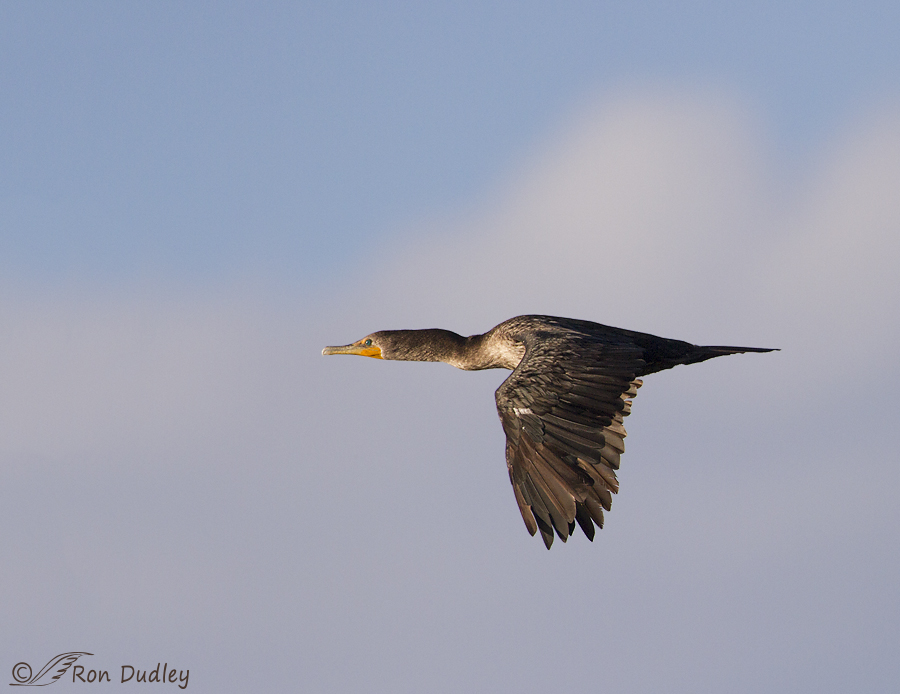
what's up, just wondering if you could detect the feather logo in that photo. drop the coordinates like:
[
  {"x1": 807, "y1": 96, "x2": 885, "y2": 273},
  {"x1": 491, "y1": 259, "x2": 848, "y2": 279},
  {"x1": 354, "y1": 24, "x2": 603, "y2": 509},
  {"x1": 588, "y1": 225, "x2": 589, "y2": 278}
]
[{"x1": 10, "y1": 653, "x2": 92, "y2": 687}]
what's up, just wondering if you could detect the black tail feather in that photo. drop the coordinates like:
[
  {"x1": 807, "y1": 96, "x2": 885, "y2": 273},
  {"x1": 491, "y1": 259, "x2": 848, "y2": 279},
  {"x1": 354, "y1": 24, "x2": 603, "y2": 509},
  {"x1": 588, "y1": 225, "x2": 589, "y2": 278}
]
[{"x1": 684, "y1": 345, "x2": 779, "y2": 366}]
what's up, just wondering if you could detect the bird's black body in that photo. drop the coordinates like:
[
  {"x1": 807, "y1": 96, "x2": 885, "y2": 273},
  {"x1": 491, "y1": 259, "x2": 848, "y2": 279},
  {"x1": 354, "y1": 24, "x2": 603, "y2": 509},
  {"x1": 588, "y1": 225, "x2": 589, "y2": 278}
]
[{"x1": 323, "y1": 315, "x2": 775, "y2": 548}]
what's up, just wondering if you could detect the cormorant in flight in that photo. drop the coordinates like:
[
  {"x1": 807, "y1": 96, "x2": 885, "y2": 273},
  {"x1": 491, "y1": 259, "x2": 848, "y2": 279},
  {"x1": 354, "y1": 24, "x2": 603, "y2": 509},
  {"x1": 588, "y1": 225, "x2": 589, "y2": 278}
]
[{"x1": 324, "y1": 315, "x2": 775, "y2": 548}]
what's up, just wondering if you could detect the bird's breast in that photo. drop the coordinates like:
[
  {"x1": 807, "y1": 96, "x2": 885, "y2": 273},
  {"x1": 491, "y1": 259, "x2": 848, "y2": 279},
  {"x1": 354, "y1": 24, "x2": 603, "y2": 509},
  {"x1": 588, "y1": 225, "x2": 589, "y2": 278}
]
[
  {"x1": 479, "y1": 333, "x2": 526, "y2": 370},
  {"x1": 450, "y1": 332, "x2": 526, "y2": 371}
]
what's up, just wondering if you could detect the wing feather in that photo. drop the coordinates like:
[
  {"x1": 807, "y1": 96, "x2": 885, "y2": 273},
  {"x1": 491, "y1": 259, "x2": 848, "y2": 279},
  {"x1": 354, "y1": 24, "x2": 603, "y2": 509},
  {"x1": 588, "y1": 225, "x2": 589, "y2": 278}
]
[
  {"x1": 497, "y1": 319, "x2": 645, "y2": 548},
  {"x1": 510, "y1": 473, "x2": 539, "y2": 536},
  {"x1": 574, "y1": 504, "x2": 596, "y2": 541}
]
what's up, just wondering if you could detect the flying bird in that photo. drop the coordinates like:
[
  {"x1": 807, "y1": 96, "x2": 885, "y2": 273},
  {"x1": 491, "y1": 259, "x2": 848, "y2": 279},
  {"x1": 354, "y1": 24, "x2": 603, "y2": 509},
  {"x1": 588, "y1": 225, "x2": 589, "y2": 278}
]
[{"x1": 323, "y1": 315, "x2": 775, "y2": 548}]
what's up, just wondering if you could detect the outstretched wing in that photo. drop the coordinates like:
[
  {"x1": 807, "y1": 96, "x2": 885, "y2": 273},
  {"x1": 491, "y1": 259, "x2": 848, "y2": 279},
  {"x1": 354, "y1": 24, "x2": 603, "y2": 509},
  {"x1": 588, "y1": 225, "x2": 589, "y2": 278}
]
[{"x1": 496, "y1": 326, "x2": 644, "y2": 548}]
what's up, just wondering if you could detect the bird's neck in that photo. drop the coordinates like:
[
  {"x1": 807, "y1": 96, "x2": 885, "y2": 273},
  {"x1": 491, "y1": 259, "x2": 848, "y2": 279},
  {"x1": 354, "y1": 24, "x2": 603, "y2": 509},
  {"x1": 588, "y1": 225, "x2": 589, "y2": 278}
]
[
  {"x1": 379, "y1": 328, "x2": 524, "y2": 371},
  {"x1": 381, "y1": 329, "x2": 468, "y2": 365},
  {"x1": 382, "y1": 329, "x2": 514, "y2": 371}
]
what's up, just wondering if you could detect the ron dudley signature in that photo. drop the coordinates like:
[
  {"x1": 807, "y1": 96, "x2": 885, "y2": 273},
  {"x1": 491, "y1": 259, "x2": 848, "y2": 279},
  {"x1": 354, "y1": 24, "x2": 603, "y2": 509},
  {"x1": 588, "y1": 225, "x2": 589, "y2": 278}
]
[{"x1": 10, "y1": 654, "x2": 189, "y2": 689}]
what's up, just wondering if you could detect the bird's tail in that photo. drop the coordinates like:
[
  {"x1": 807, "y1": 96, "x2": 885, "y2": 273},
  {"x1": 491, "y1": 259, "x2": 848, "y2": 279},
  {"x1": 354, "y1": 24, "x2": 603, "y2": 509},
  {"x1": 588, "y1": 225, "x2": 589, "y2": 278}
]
[{"x1": 685, "y1": 344, "x2": 778, "y2": 366}]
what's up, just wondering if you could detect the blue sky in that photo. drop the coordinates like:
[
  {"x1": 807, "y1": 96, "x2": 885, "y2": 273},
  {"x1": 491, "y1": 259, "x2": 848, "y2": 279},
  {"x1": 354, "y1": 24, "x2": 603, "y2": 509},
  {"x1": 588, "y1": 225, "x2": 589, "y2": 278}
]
[
  {"x1": 2, "y1": 3, "x2": 899, "y2": 693},
  {"x1": 2, "y1": 2, "x2": 898, "y2": 284}
]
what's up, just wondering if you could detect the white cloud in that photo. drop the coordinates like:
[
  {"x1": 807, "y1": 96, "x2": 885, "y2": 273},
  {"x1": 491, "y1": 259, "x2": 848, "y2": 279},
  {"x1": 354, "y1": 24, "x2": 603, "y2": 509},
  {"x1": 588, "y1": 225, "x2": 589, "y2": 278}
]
[
  {"x1": 760, "y1": 107, "x2": 900, "y2": 361},
  {"x1": 349, "y1": 90, "x2": 900, "y2": 395}
]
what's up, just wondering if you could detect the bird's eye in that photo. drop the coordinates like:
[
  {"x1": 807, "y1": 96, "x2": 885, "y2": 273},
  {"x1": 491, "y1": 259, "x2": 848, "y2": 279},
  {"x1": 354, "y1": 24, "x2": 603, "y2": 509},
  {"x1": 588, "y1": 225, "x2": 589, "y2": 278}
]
[{"x1": 364, "y1": 339, "x2": 373, "y2": 347}]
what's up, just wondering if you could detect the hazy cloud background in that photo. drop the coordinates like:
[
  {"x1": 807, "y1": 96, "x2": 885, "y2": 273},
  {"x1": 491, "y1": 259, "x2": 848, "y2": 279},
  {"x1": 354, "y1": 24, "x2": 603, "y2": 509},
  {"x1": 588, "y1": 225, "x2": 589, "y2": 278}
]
[{"x1": 2, "y1": 3, "x2": 898, "y2": 692}]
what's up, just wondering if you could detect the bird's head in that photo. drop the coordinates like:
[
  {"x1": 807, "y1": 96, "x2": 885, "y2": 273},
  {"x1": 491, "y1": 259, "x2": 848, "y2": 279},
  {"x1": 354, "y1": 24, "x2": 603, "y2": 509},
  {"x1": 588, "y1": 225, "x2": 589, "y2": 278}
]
[
  {"x1": 322, "y1": 333, "x2": 385, "y2": 359},
  {"x1": 323, "y1": 329, "x2": 466, "y2": 363}
]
